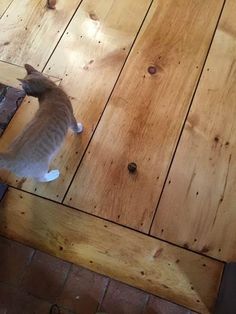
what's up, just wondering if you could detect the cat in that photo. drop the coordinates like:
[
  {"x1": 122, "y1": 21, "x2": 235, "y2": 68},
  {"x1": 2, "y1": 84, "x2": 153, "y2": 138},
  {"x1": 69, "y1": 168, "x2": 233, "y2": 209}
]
[{"x1": 0, "y1": 64, "x2": 83, "y2": 182}]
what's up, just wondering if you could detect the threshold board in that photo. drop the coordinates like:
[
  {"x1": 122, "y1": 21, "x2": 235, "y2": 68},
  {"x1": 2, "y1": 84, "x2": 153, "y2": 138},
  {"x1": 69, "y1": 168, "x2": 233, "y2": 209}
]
[{"x1": 0, "y1": 188, "x2": 223, "y2": 313}]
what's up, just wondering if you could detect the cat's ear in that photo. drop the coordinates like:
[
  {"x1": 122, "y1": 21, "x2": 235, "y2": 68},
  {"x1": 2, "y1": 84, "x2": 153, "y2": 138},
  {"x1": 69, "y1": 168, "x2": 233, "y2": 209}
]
[{"x1": 24, "y1": 64, "x2": 38, "y2": 75}]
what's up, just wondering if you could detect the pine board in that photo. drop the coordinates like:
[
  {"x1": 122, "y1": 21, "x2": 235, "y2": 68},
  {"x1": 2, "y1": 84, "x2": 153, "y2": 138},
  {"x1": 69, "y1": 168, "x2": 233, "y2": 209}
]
[
  {"x1": 0, "y1": 0, "x2": 151, "y2": 200},
  {"x1": 0, "y1": 188, "x2": 223, "y2": 314},
  {"x1": 65, "y1": 0, "x2": 224, "y2": 232},
  {"x1": 0, "y1": 0, "x2": 12, "y2": 17},
  {"x1": 151, "y1": 0, "x2": 236, "y2": 262},
  {"x1": 0, "y1": 0, "x2": 82, "y2": 70}
]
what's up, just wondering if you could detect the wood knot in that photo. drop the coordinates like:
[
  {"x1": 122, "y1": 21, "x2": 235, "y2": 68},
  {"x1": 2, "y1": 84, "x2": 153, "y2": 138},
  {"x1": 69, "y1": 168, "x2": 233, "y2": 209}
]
[
  {"x1": 200, "y1": 245, "x2": 210, "y2": 253},
  {"x1": 89, "y1": 12, "x2": 98, "y2": 21},
  {"x1": 128, "y1": 162, "x2": 137, "y2": 173},
  {"x1": 148, "y1": 66, "x2": 157, "y2": 75},
  {"x1": 153, "y1": 248, "x2": 163, "y2": 258},
  {"x1": 47, "y1": 0, "x2": 56, "y2": 9}
]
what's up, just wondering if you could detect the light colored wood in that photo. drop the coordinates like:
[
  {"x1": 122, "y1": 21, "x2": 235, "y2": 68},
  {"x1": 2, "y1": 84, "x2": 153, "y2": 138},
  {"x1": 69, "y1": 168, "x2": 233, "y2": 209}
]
[
  {"x1": 0, "y1": 0, "x2": 151, "y2": 200},
  {"x1": 151, "y1": 0, "x2": 236, "y2": 262},
  {"x1": 0, "y1": 188, "x2": 223, "y2": 313},
  {"x1": 0, "y1": 0, "x2": 12, "y2": 17},
  {"x1": 0, "y1": 0, "x2": 82, "y2": 70},
  {"x1": 0, "y1": 61, "x2": 26, "y2": 88},
  {"x1": 65, "y1": 0, "x2": 224, "y2": 232}
]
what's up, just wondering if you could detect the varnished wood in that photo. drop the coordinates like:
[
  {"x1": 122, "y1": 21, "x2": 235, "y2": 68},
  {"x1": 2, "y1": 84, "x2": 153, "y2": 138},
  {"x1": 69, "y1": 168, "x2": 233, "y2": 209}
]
[
  {"x1": 0, "y1": 188, "x2": 223, "y2": 313},
  {"x1": 0, "y1": 0, "x2": 82, "y2": 69},
  {"x1": 65, "y1": 0, "x2": 224, "y2": 232},
  {"x1": 151, "y1": 0, "x2": 236, "y2": 262},
  {"x1": 0, "y1": 0, "x2": 151, "y2": 200}
]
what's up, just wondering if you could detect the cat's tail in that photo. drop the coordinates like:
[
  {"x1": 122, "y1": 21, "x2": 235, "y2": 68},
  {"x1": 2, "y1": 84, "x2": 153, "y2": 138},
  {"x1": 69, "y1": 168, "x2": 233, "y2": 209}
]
[{"x1": 0, "y1": 152, "x2": 10, "y2": 169}]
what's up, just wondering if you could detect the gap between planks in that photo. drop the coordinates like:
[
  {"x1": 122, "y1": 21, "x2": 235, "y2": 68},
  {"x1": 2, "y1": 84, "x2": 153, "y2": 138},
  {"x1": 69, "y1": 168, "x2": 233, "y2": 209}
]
[{"x1": 148, "y1": 0, "x2": 227, "y2": 235}]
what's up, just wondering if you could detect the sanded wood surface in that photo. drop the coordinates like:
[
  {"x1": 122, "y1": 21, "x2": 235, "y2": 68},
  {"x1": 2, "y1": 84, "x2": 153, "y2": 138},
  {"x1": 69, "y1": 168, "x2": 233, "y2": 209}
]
[
  {"x1": 0, "y1": 0, "x2": 151, "y2": 200},
  {"x1": 151, "y1": 0, "x2": 236, "y2": 262},
  {"x1": 0, "y1": 0, "x2": 12, "y2": 17},
  {"x1": 0, "y1": 188, "x2": 223, "y2": 313},
  {"x1": 65, "y1": 0, "x2": 224, "y2": 232},
  {"x1": 0, "y1": 0, "x2": 82, "y2": 69}
]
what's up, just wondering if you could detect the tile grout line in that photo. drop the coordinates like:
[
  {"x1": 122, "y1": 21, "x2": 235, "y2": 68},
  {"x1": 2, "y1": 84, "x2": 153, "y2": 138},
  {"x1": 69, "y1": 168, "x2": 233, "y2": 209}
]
[
  {"x1": 61, "y1": 0, "x2": 155, "y2": 204},
  {"x1": 96, "y1": 278, "x2": 111, "y2": 312},
  {"x1": 142, "y1": 294, "x2": 150, "y2": 314},
  {"x1": 148, "y1": 0, "x2": 227, "y2": 235},
  {"x1": 18, "y1": 249, "x2": 36, "y2": 288}
]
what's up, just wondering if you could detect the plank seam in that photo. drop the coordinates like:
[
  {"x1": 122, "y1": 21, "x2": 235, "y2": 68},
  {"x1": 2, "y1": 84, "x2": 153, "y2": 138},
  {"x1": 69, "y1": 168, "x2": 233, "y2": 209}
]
[
  {"x1": 42, "y1": 0, "x2": 84, "y2": 72},
  {"x1": 61, "y1": 0, "x2": 155, "y2": 203},
  {"x1": 148, "y1": 0, "x2": 227, "y2": 235},
  {"x1": 0, "y1": 0, "x2": 14, "y2": 19}
]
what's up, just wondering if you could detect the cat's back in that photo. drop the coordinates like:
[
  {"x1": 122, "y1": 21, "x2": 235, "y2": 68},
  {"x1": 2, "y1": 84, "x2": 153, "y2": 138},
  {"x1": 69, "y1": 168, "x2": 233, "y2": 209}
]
[{"x1": 9, "y1": 88, "x2": 72, "y2": 159}]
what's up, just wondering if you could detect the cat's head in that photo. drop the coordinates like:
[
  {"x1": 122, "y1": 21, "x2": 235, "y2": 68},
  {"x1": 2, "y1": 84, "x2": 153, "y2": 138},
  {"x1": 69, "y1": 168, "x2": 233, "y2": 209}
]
[{"x1": 17, "y1": 64, "x2": 56, "y2": 97}]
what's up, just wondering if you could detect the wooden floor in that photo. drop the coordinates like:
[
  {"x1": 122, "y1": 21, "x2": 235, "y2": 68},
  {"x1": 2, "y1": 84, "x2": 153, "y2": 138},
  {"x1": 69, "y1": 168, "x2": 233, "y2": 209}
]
[{"x1": 0, "y1": 0, "x2": 235, "y2": 313}]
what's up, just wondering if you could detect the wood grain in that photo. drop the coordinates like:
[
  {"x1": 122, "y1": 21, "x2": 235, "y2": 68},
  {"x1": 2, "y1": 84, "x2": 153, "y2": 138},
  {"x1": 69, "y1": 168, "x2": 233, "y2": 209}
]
[
  {"x1": 151, "y1": 0, "x2": 236, "y2": 262},
  {"x1": 0, "y1": 188, "x2": 223, "y2": 313},
  {"x1": 65, "y1": 0, "x2": 224, "y2": 231},
  {"x1": 0, "y1": 0, "x2": 82, "y2": 69},
  {"x1": 0, "y1": 0, "x2": 151, "y2": 200},
  {"x1": 0, "y1": 0, "x2": 12, "y2": 17}
]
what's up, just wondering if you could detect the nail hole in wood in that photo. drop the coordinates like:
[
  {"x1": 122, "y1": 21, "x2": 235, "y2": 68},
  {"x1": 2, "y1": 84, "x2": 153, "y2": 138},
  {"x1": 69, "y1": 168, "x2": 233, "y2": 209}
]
[{"x1": 128, "y1": 162, "x2": 137, "y2": 173}]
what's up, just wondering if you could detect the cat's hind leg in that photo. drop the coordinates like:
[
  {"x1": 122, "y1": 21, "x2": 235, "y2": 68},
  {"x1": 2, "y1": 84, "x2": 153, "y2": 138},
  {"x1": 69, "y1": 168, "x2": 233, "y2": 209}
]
[
  {"x1": 70, "y1": 116, "x2": 83, "y2": 134},
  {"x1": 37, "y1": 169, "x2": 60, "y2": 182}
]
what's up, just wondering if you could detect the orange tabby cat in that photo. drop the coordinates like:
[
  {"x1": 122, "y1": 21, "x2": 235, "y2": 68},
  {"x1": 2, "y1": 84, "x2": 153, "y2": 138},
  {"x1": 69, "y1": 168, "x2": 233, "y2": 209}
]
[{"x1": 0, "y1": 64, "x2": 83, "y2": 182}]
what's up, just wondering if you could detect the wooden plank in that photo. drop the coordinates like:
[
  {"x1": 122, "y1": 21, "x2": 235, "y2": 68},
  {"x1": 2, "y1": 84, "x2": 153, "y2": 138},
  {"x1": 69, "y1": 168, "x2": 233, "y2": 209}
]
[
  {"x1": 0, "y1": 0, "x2": 12, "y2": 17},
  {"x1": 0, "y1": 62, "x2": 26, "y2": 88},
  {"x1": 0, "y1": 0, "x2": 82, "y2": 69},
  {"x1": 215, "y1": 263, "x2": 236, "y2": 314},
  {"x1": 0, "y1": 0, "x2": 151, "y2": 200},
  {"x1": 64, "y1": 0, "x2": 224, "y2": 231},
  {"x1": 0, "y1": 188, "x2": 223, "y2": 314},
  {"x1": 151, "y1": 0, "x2": 236, "y2": 262}
]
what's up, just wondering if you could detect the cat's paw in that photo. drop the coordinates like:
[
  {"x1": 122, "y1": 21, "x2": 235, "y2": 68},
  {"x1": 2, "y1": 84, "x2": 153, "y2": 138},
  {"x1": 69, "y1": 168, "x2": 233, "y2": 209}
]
[
  {"x1": 42, "y1": 169, "x2": 60, "y2": 182},
  {"x1": 76, "y1": 122, "x2": 83, "y2": 134}
]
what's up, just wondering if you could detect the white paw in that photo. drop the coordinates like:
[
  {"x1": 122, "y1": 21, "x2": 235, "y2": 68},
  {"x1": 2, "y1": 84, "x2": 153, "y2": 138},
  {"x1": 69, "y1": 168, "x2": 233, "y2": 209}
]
[
  {"x1": 44, "y1": 169, "x2": 60, "y2": 182},
  {"x1": 76, "y1": 122, "x2": 83, "y2": 133}
]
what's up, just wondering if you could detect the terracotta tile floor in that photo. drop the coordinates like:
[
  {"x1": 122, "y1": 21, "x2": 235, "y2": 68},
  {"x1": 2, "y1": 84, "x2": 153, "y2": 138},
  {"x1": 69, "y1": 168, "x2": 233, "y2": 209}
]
[{"x1": 0, "y1": 236, "x2": 196, "y2": 314}]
